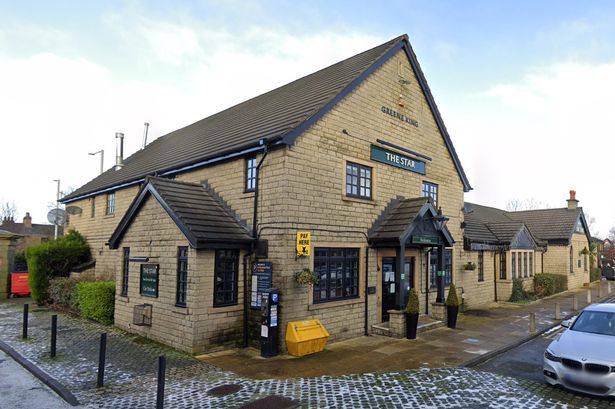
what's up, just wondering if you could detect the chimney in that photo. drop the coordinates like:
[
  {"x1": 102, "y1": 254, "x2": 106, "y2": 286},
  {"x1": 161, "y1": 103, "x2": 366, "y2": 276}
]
[
  {"x1": 23, "y1": 212, "x2": 32, "y2": 229},
  {"x1": 115, "y1": 132, "x2": 124, "y2": 170},
  {"x1": 567, "y1": 190, "x2": 578, "y2": 210},
  {"x1": 142, "y1": 122, "x2": 150, "y2": 149}
]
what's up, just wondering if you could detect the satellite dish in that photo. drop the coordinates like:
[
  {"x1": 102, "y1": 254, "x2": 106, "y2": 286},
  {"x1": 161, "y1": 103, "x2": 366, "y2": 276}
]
[
  {"x1": 47, "y1": 208, "x2": 66, "y2": 226},
  {"x1": 66, "y1": 206, "x2": 82, "y2": 215}
]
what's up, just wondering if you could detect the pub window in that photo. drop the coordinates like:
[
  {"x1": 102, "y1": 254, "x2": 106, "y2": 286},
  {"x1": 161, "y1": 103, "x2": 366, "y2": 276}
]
[
  {"x1": 105, "y1": 192, "x2": 115, "y2": 215},
  {"x1": 430, "y1": 249, "x2": 453, "y2": 288},
  {"x1": 245, "y1": 156, "x2": 257, "y2": 192},
  {"x1": 511, "y1": 252, "x2": 516, "y2": 279},
  {"x1": 90, "y1": 197, "x2": 95, "y2": 218},
  {"x1": 422, "y1": 181, "x2": 438, "y2": 207},
  {"x1": 477, "y1": 252, "x2": 484, "y2": 282},
  {"x1": 518, "y1": 253, "x2": 523, "y2": 278},
  {"x1": 584, "y1": 253, "x2": 588, "y2": 271},
  {"x1": 176, "y1": 247, "x2": 188, "y2": 307},
  {"x1": 121, "y1": 247, "x2": 129, "y2": 297},
  {"x1": 214, "y1": 249, "x2": 239, "y2": 307},
  {"x1": 313, "y1": 248, "x2": 359, "y2": 303},
  {"x1": 499, "y1": 252, "x2": 506, "y2": 280},
  {"x1": 523, "y1": 252, "x2": 528, "y2": 278},
  {"x1": 529, "y1": 252, "x2": 534, "y2": 276},
  {"x1": 346, "y1": 162, "x2": 372, "y2": 199}
]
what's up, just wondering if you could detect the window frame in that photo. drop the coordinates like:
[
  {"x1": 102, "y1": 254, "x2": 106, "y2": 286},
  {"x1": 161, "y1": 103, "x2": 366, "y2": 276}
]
[
  {"x1": 421, "y1": 181, "x2": 438, "y2": 207},
  {"x1": 90, "y1": 197, "x2": 95, "y2": 218},
  {"x1": 478, "y1": 251, "x2": 484, "y2": 282},
  {"x1": 245, "y1": 156, "x2": 257, "y2": 193},
  {"x1": 213, "y1": 249, "x2": 239, "y2": 307},
  {"x1": 105, "y1": 192, "x2": 116, "y2": 215},
  {"x1": 176, "y1": 246, "x2": 188, "y2": 307},
  {"x1": 313, "y1": 247, "x2": 360, "y2": 303},
  {"x1": 121, "y1": 247, "x2": 129, "y2": 297},
  {"x1": 529, "y1": 252, "x2": 534, "y2": 276},
  {"x1": 429, "y1": 249, "x2": 453, "y2": 288},
  {"x1": 523, "y1": 252, "x2": 528, "y2": 278},
  {"x1": 345, "y1": 162, "x2": 372, "y2": 200},
  {"x1": 511, "y1": 251, "x2": 516, "y2": 279},
  {"x1": 499, "y1": 251, "x2": 507, "y2": 280},
  {"x1": 570, "y1": 246, "x2": 574, "y2": 273}
]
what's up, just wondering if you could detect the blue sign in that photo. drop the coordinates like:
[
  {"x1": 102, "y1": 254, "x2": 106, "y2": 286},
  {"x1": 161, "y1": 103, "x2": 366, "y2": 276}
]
[
  {"x1": 272, "y1": 293, "x2": 278, "y2": 303},
  {"x1": 371, "y1": 145, "x2": 426, "y2": 175}
]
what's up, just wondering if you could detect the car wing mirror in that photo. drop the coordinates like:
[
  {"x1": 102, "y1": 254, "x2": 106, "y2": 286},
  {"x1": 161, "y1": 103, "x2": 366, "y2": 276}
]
[{"x1": 561, "y1": 319, "x2": 571, "y2": 328}]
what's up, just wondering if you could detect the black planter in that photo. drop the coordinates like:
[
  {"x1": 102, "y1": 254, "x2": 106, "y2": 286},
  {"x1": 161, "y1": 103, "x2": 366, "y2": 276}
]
[
  {"x1": 406, "y1": 313, "x2": 419, "y2": 339},
  {"x1": 447, "y1": 306, "x2": 459, "y2": 329}
]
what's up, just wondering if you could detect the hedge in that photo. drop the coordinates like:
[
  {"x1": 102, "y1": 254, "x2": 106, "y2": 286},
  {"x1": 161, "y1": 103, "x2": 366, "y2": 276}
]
[
  {"x1": 509, "y1": 278, "x2": 530, "y2": 302},
  {"x1": 77, "y1": 281, "x2": 115, "y2": 325},
  {"x1": 48, "y1": 277, "x2": 80, "y2": 312},
  {"x1": 26, "y1": 230, "x2": 91, "y2": 304},
  {"x1": 534, "y1": 273, "x2": 567, "y2": 298},
  {"x1": 590, "y1": 267, "x2": 601, "y2": 283}
]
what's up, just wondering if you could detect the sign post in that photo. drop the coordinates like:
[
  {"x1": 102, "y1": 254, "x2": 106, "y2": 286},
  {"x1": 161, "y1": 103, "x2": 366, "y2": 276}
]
[{"x1": 250, "y1": 262, "x2": 273, "y2": 309}]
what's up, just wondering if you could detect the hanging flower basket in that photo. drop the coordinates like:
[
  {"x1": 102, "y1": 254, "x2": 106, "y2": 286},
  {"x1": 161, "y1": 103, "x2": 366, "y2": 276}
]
[
  {"x1": 462, "y1": 262, "x2": 476, "y2": 271},
  {"x1": 294, "y1": 268, "x2": 319, "y2": 285}
]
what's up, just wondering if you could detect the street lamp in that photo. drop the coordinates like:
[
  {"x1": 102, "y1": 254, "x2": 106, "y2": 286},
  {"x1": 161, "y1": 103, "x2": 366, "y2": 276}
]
[
  {"x1": 433, "y1": 207, "x2": 449, "y2": 304},
  {"x1": 88, "y1": 150, "x2": 104, "y2": 175}
]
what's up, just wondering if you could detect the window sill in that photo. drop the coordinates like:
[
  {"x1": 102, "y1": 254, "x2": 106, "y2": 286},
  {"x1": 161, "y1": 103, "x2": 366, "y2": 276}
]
[
  {"x1": 117, "y1": 295, "x2": 129, "y2": 303},
  {"x1": 172, "y1": 306, "x2": 190, "y2": 315},
  {"x1": 309, "y1": 297, "x2": 363, "y2": 311},
  {"x1": 341, "y1": 196, "x2": 376, "y2": 205},
  {"x1": 208, "y1": 304, "x2": 242, "y2": 314},
  {"x1": 104, "y1": 213, "x2": 115, "y2": 219}
]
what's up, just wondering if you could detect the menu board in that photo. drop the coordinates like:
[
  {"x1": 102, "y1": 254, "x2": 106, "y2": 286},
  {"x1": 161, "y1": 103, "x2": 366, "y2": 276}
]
[
  {"x1": 140, "y1": 264, "x2": 159, "y2": 298},
  {"x1": 250, "y1": 261, "x2": 272, "y2": 309}
]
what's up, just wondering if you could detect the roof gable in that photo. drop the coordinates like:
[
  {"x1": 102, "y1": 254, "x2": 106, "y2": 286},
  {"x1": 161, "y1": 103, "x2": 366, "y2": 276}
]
[
  {"x1": 108, "y1": 177, "x2": 253, "y2": 249},
  {"x1": 63, "y1": 34, "x2": 470, "y2": 203}
]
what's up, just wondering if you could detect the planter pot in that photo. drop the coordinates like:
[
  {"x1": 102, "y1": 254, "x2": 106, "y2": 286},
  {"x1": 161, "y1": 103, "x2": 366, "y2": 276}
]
[
  {"x1": 446, "y1": 305, "x2": 459, "y2": 329},
  {"x1": 405, "y1": 313, "x2": 419, "y2": 339}
]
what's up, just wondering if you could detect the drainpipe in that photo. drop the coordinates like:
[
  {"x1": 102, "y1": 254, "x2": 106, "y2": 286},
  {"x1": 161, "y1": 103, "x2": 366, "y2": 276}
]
[
  {"x1": 242, "y1": 252, "x2": 252, "y2": 348},
  {"x1": 425, "y1": 248, "x2": 433, "y2": 315},
  {"x1": 252, "y1": 139, "x2": 269, "y2": 238},
  {"x1": 364, "y1": 246, "x2": 369, "y2": 336}
]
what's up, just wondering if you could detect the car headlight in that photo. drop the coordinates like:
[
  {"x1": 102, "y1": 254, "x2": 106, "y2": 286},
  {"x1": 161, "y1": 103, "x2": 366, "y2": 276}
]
[{"x1": 545, "y1": 350, "x2": 561, "y2": 362}]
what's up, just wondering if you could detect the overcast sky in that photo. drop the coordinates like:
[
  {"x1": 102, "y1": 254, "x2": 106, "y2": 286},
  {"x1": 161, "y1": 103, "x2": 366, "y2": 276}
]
[{"x1": 1, "y1": 1, "x2": 614, "y2": 237}]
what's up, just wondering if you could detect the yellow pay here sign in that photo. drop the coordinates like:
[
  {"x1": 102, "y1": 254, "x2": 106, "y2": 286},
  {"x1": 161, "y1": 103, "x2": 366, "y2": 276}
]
[{"x1": 296, "y1": 231, "x2": 311, "y2": 256}]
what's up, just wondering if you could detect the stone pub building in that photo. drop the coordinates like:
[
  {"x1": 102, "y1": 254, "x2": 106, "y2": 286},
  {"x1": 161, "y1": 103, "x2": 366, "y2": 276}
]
[{"x1": 62, "y1": 35, "x2": 473, "y2": 354}]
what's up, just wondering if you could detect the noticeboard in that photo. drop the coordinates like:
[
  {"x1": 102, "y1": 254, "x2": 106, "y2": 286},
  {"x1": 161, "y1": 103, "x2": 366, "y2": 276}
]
[
  {"x1": 250, "y1": 261, "x2": 272, "y2": 309},
  {"x1": 140, "y1": 264, "x2": 159, "y2": 298}
]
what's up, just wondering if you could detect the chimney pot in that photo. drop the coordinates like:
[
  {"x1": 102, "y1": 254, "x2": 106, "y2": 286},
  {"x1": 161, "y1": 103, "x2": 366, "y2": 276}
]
[
  {"x1": 567, "y1": 190, "x2": 579, "y2": 210},
  {"x1": 115, "y1": 132, "x2": 124, "y2": 170}
]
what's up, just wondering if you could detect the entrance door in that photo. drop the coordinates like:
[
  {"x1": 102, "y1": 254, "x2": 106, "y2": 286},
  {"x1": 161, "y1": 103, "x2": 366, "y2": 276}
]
[
  {"x1": 382, "y1": 257, "x2": 415, "y2": 321},
  {"x1": 382, "y1": 258, "x2": 396, "y2": 321}
]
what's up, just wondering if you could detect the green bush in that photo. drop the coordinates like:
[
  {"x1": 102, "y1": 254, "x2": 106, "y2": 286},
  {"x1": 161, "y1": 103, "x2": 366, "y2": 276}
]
[
  {"x1": 26, "y1": 230, "x2": 91, "y2": 304},
  {"x1": 534, "y1": 273, "x2": 567, "y2": 298},
  {"x1": 445, "y1": 283, "x2": 460, "y2": 307},
  {"x1": 590, "y1": 267, "x2": 601, "y2": 283},
  {"x1": 13, "y1": 252, "x2": 27, "y2": 271},
  {"x1": 405, "y1": 288, "x2": 420, "y2": 314},
  {"x1": 509, "y1": 278, "x2": 530, "y2": 302},
  {"x1": 77, "y1": 281, "x2": 115, "y2": 325},
  {"x1": 48, "y1": 277, "x2": 80, "y2": 312}
]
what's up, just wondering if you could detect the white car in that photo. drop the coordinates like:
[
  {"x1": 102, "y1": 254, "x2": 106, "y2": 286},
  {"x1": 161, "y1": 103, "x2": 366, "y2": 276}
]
[{"x1": 544, "y1": 303, "x2": 615, "y2": 396}]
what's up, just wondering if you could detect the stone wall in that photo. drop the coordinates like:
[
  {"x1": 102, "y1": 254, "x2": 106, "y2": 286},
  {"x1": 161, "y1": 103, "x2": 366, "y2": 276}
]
[{"x1": 0, "y1": 234, "x2": 18, "y2": 300}]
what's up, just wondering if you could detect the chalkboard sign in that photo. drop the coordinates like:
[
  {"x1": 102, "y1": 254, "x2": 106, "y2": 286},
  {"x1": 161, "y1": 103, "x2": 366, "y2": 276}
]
[
  {"x1": 140, "y1": 264, "x2": 159, "y2": 298},
  {"x1": 250, "y1": 261, "x2": 272, "y2": 309}
]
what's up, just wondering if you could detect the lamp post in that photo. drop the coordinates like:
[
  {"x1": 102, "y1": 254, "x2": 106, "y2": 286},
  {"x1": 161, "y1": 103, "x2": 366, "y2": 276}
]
[
  {"x1": 89, "y1": 150, "x2": 104, "y2": 175},
  {"x1": 433, "y1": 207, "x2": 449, "y2": 303},
  {"x1": 52, "y1": 179, "x2": 60, "y2": 239}
]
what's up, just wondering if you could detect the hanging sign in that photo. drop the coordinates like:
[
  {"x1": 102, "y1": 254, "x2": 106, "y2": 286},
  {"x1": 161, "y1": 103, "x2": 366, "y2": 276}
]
[
  {"x1": 412, "y1": 235, "x2": 440, "y2": 245},
  {"x1": 296, "y1": 231, "x2": 311, "y2": 256},
  {"x1": 139, "y1": 264, "x2": 159, "y2": 297},
  {"x1": 371, "y1": 145, "x2": 426, "y2": 175},
  {"x1": 250, "y1": 261, "x2": 273, "y2": 309}
]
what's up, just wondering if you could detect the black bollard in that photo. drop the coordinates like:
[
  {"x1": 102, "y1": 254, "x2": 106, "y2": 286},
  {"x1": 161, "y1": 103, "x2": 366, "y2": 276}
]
[
  {"x1": 156, "y1": 355, "x2": 166, "y2": 409},
  {"x1": 50, "y1": 315, "x2": 57, "y2": 358},
  {"x1": 22, "y1": 304, "x2": 29, "y2": 339},
  {"x1": 97, "y1": 333, "x2": 107, "y2": 388}
]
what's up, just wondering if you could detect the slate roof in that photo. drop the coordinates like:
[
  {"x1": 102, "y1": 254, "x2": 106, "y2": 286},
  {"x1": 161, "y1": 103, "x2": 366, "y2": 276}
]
[
  {"x1": 0, "y1": 220, "x2": 57, "y2": 237},
  {"x1": 108, "y1": 177, "x2": 253, "y2": 249},
  {"x1": 464, "y1": 202, "x2": 589, "y2": 246},
  {"x1": 63, "y1": 34, "x2": 471, "y2": 204}
]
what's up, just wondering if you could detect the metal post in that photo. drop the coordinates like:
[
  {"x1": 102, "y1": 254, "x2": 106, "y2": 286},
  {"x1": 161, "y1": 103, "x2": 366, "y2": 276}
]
[
  {"x1": 587, "y1": 289, "x2": 592, "y2": 304},
  {"x1": 22, "y1": 304, "x2": 28, "y2": 339},
  {"x1": 97, "y1": 333, "x2": 107, "y2": 388},
  {"x1": 50, "y1": 315, "x2": 57, "y2": 358},
  {"x1": 529, "y1": 312, "x2": 536, "y2": 333},
  {"x1": 555, "y1": 302, "x2": 561, "y2": 320},
  {"x1": 156, "y1": 355, "x2": 166, "y2": 409},
  {"x1": 52, "y1": 180, "x2": 60, "y2": 239},
  {"x1": 572, "y1": 295, "x2": 579, "y2": 311}
]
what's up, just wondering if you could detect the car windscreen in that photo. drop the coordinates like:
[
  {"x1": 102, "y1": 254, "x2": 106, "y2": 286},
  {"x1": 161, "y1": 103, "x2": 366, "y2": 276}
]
[{"x1": 570, "y1": 310, "x2": 615, "y2": 336}]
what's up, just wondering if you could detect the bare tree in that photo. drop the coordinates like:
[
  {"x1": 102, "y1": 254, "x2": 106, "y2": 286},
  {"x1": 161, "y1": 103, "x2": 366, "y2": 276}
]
[
  {"x1": 609, "y1": 227, "x2": 615, "y2": 242},
  {"x1": 583, "y1": 211, "x2": 598, "y2": 237},
  {"x1": 506, "y1": 197, "x2": 544, "y2": 212},
  {"x1": 0, "y1": 201, "x2": 17, "y2": 221}
]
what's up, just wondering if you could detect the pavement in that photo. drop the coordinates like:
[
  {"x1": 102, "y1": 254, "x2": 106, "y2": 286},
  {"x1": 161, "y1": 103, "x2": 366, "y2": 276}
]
[
  {"x1": 202, "y1": 280, "x2": 614, "y2": 379},
  {"x1": 0, "y1": 280, "x2": 612, "y2": 408}
]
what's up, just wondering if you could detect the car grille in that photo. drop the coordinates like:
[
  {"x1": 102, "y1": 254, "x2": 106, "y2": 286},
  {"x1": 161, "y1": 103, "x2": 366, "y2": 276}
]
[
  {"x1": 585, "y1": 363, "x2": 610, "y2": 375},
  {"x1": 564, "y1": 379, "x2": 610, "y2": 395},
  {"x1": 562, "y1": 358, "x2": 583, "y2": 370}
]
